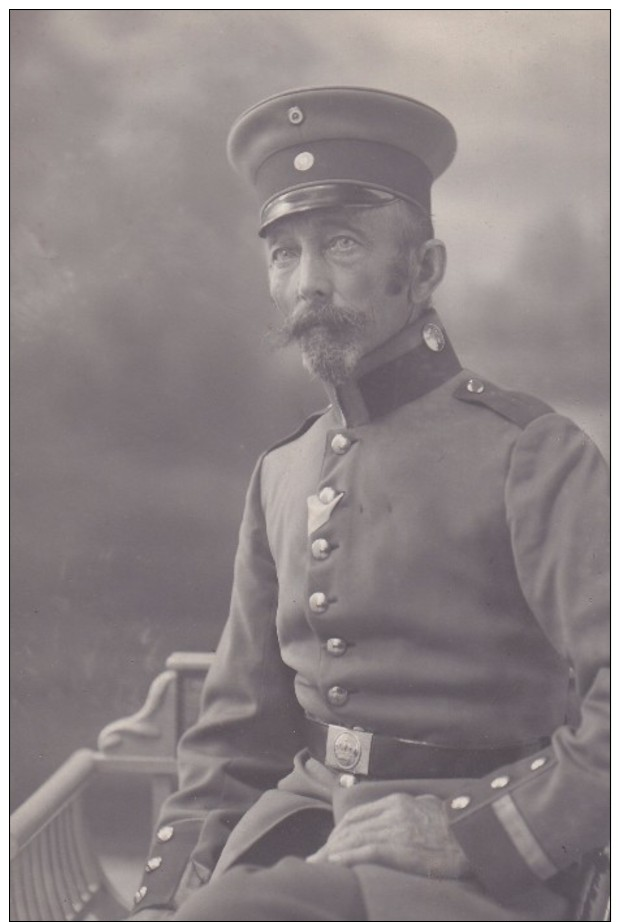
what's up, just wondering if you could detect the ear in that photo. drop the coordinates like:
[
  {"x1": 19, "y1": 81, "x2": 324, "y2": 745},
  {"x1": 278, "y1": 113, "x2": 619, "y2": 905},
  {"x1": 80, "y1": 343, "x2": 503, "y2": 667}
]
[{"x1": 408, "y1": 239, "x2": 446, "y2": 306}]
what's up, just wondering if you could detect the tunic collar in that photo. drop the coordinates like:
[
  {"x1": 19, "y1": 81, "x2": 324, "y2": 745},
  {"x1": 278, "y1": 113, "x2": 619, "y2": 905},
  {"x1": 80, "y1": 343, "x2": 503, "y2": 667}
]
[{"x1": 325, "y1": 309, "x2": 462, "y2": 427}]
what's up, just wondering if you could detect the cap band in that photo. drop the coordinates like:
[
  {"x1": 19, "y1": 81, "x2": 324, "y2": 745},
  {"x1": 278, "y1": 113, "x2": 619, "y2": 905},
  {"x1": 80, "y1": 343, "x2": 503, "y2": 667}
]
[{"x1": 255, "y1": 138, "x2": 432, "y2": 228}]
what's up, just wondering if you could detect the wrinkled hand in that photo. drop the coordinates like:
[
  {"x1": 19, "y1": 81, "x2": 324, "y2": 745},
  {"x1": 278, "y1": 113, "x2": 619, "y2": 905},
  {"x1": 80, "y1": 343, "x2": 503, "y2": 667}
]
[{"x1": 307, "y1": 793, "x2": 471, "y2": 879}]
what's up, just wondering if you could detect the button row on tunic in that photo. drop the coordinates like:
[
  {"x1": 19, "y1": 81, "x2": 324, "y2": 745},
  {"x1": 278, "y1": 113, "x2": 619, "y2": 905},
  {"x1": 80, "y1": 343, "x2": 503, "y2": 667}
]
[
  {"x1": 327, "y1": 685, "x2": 349, "y2": 707},
  {"x1": 326, "y1": 637, "x2": 347, "y2": 656},
  {"x1": 339, "y1": 772, "x2": 358, "y2": 788},
  {"x1": 309, "y1": 592, "x2": 329, "y2": 613},
  {"x1": 331, "y1": 433, "x2": 351, "y2": 455},
  {"x1": 319, "y1": 486, "x2": 338, "y2": 504},
  {"x1": 311, "y1": 538, "x2": 332, "y2": 560}
]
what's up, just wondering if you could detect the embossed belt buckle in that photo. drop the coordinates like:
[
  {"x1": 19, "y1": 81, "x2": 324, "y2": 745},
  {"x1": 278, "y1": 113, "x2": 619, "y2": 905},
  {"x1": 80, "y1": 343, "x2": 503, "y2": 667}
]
[{"x1": 325, "y1": 724, "x2": 373, "y2": 774}]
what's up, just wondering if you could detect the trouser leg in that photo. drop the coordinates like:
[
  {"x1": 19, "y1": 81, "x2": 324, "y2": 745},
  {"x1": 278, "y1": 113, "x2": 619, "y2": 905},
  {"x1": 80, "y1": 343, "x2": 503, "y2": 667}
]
[{"x1": 171, "y1": 856, "x2": 367, "y2": 922}]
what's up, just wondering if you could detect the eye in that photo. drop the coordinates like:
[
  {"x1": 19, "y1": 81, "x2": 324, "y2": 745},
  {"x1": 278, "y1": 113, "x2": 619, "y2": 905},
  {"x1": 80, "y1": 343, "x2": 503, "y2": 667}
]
[
  {"x1": 328, "y1": 236, "x2": 359, "y2": 254},
  {"x1": 270, "y1": 246, "x2": 298, "y2": 267}
]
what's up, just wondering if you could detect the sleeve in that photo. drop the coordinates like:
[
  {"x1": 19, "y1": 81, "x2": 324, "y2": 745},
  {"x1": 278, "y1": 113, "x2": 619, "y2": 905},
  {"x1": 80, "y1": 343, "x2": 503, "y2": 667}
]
[
  {"x1": 447, "y1": 413, "x2": 609, "y2": 900},
  {"x1": 131, "y1": 455, "x2": 305, "y2": 914}
]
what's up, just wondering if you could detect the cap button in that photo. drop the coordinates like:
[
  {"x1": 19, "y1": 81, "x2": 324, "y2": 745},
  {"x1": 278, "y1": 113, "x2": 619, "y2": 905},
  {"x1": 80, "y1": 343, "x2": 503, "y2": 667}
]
[
  {"x1": 294, "y1": 151, "x2": 315, "y2": 172},
  {"x1": 288, "y1": 105, "x2": 304, "y2": 125}
]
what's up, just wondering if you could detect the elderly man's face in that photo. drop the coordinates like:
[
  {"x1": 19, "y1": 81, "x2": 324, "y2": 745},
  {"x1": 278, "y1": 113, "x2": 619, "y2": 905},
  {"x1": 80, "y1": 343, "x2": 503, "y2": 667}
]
[{"x1": 265, "y1": 205, "x2": 418, "y2": 385}]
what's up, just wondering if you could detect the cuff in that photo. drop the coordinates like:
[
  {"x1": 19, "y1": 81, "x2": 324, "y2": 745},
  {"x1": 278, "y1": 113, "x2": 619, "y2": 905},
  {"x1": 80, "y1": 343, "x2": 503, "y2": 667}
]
[
  {"x1": 446, "y1": 746, "x2": 559, "y2": 899},
  {"x1": 131, "y1": 818, "x2": 204, "y2": 912}
]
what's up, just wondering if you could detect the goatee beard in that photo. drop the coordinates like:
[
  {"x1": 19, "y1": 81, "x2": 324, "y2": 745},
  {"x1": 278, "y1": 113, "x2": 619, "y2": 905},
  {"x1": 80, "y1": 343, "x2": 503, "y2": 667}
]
[{"x1": 271, "y1": 300, "x2": 368, "y2": 385}]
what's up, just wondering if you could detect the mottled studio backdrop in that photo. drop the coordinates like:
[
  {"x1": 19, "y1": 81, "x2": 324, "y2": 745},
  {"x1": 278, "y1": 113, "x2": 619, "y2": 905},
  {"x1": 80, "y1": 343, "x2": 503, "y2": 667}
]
[{"x1": 11, "y1": 10, "x2": 609, "y2": 807}]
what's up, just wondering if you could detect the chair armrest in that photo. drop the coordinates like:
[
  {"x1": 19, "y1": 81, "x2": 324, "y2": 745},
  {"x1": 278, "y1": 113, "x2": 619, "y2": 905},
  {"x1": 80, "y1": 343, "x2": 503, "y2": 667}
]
[
  {"x1": 10, "y1": 749, "x2": 97, "y2": 857},
  {"x1": 10, "y1": 749, "x2": 129, "y2": 921},
  {"x1": 165, "y1": 651, "x2": 216, "y2": 674},
  {"x1": 11, "y1": 652, "x2": 216, "y2": 920},
  {"x1": 97, "y1": 651, "x2": 215, "y2": 758},
  {"x1": 97, "y1": 670, "x2": 179, "y2": 758}
]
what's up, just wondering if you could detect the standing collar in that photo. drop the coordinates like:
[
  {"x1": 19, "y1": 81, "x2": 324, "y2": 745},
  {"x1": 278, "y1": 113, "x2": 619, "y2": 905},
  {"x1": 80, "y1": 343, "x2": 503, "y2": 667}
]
[{"x1": 324, "y1": 309, "x2": 462, "y2": 427}]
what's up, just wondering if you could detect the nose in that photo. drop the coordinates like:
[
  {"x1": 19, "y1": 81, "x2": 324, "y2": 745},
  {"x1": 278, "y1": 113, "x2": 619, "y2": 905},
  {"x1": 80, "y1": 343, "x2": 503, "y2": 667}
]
[{"x1": 296, "y1": 248, "x2": 332, "y2": 302}]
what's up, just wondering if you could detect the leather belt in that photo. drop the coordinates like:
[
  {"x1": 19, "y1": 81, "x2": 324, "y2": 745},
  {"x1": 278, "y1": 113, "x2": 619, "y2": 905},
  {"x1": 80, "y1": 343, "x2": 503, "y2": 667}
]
[{"x1": 304, "y1": 716, "x2": 549, "y2": 779}]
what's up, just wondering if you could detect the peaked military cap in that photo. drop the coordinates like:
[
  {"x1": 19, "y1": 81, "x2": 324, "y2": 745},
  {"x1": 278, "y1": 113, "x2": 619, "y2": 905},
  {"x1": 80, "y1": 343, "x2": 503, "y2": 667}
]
[{"x1": 227, "y1": 86, "x2": 457, "y2": 235}]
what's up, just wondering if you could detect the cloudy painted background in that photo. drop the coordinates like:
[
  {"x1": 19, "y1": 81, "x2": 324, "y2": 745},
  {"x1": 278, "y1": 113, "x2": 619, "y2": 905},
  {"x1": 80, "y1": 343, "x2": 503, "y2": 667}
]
[{"x1": 11, "y1": 10, "x2": 609, "y2": 806}]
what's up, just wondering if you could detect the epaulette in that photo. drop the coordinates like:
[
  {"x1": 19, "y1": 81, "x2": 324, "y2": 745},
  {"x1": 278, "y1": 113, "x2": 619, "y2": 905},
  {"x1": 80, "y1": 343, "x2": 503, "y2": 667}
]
[
  {"x1": 453, "y1": 376, "x2": 554, "y2": 429},
  {"x1": 264, "y1": 409, "x2": 326, "y2": 455}
]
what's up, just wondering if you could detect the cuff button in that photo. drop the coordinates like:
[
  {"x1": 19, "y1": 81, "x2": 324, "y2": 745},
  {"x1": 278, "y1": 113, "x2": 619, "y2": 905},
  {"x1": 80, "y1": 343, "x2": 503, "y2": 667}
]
[
  {"x1": 490, "y1": 775, "x2": 510, "y2": 789},
  {"x1": 450, "y1": 795, "x2": 471, "y2": 810},
  {"x1": 145, "y1": 856, "x2": 163, "y2": 872},
  {"x1": 156, "y1": 825, "x2": 174, "y2": 842},
  {"x1": 530, "y1": 757, "x2": 547, "y2": 771},
  {"x1": 134, "y1": 885, "x2": 148, "y2": 905}
]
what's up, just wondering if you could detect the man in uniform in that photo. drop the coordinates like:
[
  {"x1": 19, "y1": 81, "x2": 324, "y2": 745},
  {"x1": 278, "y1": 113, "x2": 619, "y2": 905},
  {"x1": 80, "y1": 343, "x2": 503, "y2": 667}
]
[{"x1": 130, "y1": 87, "x2": 609, "y2": 921}]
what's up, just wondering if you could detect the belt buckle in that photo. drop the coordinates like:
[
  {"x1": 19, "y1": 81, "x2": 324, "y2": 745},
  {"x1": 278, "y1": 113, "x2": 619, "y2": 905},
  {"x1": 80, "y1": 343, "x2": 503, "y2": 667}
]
[{"x1": 325, "y1": 724, "x2": 373, "y2": 775}]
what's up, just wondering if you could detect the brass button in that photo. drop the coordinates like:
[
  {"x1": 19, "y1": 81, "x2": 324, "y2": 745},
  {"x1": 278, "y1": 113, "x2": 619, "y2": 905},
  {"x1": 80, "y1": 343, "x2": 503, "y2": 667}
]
[
  {"x1": 530, "y1": 757, "x2": 547, "y2": 771},
  {"x1": 156, "y1": 825, "x2": 174, "y2": 842},
  {"x1": 309, "y1": 592, "x2": 328, "y2": 613},
  {"x1": 331, "y1": 433, "x2": 351, "y2": 455},
  {"x1": 145, "y1": 856, "x2": 162, "y2": 872},
  {"x1": 339, "y1": 773, "x2": 358, "y2": 788},
  {"x1": 311, "y1": 538, "x2": 331, "y2": 560},
  {"x1": 466, "y1": 378, "x2": 485, "y2": 394},
  {"x1": 327, "y1": 686, "x2": 349, "y2": 707},
  {"x1": 319, "y1": 486, "x2": 338, "y2": 505},
  {"x1": 450, "y1": 795, "x2": 471, "y2": 810},
  {"x1": 490, "y1": 775, "x2": 510, "y2": 789},
  {"x1": 134, "y1": 885, "x2": 148, "y2": 904},
  {"x1": 326, "y1": 637, "x2": 347, "y2": 657}
]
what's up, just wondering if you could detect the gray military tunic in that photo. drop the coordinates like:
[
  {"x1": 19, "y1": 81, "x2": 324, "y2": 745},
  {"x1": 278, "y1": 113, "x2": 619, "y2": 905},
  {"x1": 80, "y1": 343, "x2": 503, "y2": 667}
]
[{"x1": 134, "y1": 310, "x2": 609, "y2": 920}]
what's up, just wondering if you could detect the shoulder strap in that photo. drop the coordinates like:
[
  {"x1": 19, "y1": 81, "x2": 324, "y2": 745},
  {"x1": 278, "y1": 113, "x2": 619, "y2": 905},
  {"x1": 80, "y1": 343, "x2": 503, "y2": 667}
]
[{"x1": 453, "y1": 377, "x2": 554, "y2": 429}]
